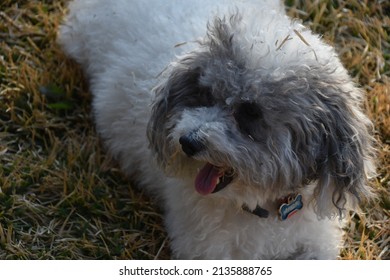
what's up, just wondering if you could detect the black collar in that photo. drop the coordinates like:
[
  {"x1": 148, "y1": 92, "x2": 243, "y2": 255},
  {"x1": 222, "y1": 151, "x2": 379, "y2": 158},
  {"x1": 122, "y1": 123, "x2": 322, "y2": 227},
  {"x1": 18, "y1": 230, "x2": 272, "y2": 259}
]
[
  {"x1": 242, "y1": 193, "x2": 303, "y2": 220},
  {"x1": 242, "y1": 204, "x2": 269, "y2": 218}
]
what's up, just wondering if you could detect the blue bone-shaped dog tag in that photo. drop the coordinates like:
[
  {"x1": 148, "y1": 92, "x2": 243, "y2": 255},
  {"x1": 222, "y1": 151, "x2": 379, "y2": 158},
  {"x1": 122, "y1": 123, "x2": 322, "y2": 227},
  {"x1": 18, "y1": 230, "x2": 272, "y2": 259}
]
[{"x1": 279, "y1": 194, "x2": 303, "y2": 221}]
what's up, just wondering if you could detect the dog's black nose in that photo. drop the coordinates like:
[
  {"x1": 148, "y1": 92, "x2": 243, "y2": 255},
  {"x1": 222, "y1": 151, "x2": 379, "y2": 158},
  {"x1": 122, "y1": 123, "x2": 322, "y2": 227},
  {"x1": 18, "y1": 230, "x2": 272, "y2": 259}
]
[{"x1": 179, "y1": 135, "x2": 204, "y2": 157}]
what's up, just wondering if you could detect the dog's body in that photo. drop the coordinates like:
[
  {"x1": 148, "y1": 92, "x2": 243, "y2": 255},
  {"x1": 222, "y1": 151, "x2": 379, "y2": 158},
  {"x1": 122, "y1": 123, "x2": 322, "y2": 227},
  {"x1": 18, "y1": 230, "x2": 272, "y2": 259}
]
[{"x1": 59, "y1": 0, "x2": 375, "y2": 259}]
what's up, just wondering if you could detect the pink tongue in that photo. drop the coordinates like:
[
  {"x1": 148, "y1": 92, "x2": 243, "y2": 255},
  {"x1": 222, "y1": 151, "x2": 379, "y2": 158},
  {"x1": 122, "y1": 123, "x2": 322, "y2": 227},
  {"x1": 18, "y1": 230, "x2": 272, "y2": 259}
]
[{"x1": 195, "y1": 163, "x2": 223, "y2": 195}]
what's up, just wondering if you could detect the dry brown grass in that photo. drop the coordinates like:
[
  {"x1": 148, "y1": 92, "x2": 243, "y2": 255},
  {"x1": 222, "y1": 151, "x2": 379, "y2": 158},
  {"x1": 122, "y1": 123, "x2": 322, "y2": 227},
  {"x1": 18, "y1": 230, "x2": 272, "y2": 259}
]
[{"x1": 0, "y1": 0, "x2": 388, "y2": 259}]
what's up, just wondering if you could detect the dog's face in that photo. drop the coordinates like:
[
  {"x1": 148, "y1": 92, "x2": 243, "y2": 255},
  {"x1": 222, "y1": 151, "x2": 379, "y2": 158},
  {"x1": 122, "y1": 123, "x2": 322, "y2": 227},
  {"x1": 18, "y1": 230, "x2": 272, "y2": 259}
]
[{"x1": 147, "y1": 16, "x2": 375, "y2": 216}]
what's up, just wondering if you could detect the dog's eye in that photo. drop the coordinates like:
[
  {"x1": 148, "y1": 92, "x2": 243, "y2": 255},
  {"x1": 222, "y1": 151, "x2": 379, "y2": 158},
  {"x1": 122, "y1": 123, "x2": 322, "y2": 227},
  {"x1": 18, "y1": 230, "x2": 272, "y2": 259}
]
[
  {"x1": 234, "y1": 102, "x2": 264, "y2": 137},
  {"x1": 236, "y1": 102, "x2": 263, "y2": 120},
  {"x1": 196, "y1": 87, "x2": 215, "y2": 107}
]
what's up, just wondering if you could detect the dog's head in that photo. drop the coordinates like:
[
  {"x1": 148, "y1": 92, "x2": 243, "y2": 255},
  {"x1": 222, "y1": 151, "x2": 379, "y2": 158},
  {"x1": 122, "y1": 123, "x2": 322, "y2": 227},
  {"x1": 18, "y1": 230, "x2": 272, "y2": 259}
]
[{"x1": 147, "y1": 14, "x2": 375, "y2": 217}]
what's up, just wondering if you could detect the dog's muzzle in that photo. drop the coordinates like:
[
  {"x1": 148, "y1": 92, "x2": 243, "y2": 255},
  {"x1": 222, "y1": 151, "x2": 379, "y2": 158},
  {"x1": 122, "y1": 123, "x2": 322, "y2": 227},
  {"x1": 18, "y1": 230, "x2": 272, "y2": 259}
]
[
  {"x1": 179, "y1": 134, "x2": 235, "y2": 195},
  {"x1": 179, "y1": 134, "x2": 205, "y2": 157}
]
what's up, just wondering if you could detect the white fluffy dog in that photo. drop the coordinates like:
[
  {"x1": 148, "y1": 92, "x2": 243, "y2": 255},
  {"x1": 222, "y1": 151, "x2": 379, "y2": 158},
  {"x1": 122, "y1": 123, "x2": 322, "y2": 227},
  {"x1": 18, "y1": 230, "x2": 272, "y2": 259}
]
[{"x1": 59, "y1": 0, "x2": 375, "y2": 259}]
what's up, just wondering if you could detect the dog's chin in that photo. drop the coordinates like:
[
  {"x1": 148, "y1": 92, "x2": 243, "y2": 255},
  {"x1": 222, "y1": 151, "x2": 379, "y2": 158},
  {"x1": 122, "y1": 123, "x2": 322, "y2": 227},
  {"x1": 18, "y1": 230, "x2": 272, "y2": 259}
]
[{"x1": 193, "y1": 162, "x2": 235, "y2": 196}]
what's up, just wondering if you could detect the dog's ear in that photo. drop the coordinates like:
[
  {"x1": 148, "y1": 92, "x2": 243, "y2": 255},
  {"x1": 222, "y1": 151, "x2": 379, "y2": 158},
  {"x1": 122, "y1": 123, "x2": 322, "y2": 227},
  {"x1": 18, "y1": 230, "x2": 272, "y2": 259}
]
[{"x1": 312, "y1": 86, "x2": 375, "y2": 218}]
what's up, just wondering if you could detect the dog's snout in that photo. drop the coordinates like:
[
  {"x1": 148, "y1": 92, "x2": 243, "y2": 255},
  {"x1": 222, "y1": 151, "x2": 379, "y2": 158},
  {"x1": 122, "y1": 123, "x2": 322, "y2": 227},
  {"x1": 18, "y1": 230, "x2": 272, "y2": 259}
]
[{"x1": 179, "y1": 135, "x2": 204, "y2": 157}]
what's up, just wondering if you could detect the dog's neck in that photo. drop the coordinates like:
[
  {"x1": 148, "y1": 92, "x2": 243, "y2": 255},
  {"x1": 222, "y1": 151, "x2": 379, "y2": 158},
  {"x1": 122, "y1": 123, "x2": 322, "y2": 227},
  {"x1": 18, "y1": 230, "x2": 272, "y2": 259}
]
[
  {"x1": 242, "y1": 193, "x2": 303, "y2": 220},
  {"x1": 242, "y1": 204, "x2": 270, "y2": 218}
]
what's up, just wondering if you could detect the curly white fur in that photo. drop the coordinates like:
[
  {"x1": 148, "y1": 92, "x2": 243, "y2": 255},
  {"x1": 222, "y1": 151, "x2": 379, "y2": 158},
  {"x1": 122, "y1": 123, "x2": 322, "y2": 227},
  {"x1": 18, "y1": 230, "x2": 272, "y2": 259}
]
[{"x1": 59, "y1": 0, "x2": 375, "y2": 259}]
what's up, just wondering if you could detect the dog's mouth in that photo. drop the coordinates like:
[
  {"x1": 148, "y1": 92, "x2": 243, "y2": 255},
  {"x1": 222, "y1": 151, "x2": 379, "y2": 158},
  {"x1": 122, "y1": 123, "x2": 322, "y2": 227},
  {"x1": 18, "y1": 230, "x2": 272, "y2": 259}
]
[{"x1": 194, "y1": 163, "x2": 234, "y2": 195}]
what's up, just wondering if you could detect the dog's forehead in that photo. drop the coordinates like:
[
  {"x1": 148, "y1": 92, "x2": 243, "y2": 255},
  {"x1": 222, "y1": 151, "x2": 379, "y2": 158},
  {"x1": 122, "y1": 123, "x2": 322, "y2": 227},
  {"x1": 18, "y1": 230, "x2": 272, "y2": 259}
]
[
  {"x1": 196, "y1": 57, "x2": 305, "y2": 108},
  {"x1": 201, "y1": 66, "x2": 284, "y2": 108},
  {"x1": 193, "y1": 17, "x2": 346, "y2": 107}
]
